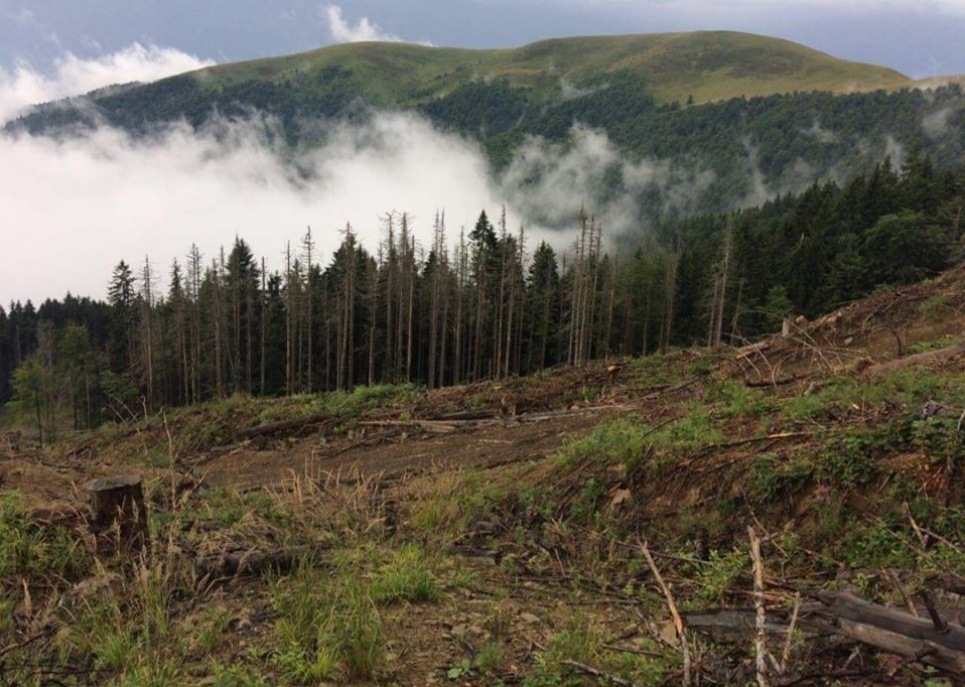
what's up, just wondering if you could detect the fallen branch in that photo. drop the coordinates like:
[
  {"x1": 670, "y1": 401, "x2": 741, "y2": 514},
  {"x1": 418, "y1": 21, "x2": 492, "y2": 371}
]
[
  {"x1": 641, "y1": 541, "x2": 692, "y2": 687},
  {"x1": 749, "y1": 526, "x2": 771, "y2": 687},
  {"x1": 780, "y1": 593, "x2": 801, "y2": 674},
  {"x1": 603, "y1": 645, "x2": 664, "y2": 659},
  {"x1": 694, "y1": 433, "x2": 808, "y2": 460},
  {"x1": 560, "y1": 660, "x2": 641, "y2": 687},
  {"x1": 888, "y1": 569, "x2": 919, "y2": 618},
  {"x1": 0, "y1": 626, "x2": 55, "y2": 660},
  {"x1": 920, "y1": 589, "x2": 950, "y2": 635}
]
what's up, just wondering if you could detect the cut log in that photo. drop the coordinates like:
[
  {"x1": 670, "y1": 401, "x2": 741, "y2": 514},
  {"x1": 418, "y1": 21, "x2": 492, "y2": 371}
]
[
  {"x1": 84, "y1": 476, "x2": 148, "y2": 555},
  {"x1": 686, "y1": 593, "x2": 965, "y2": 675},
  {"x1": 357, "y1": 419, "x2": 463, "y2": 434},
  {"x1": 423, "y1": 409, "x2": 499, "y2": 421},
  {"x1": 195, "y1": 545, "x2": 323, "y2": 578},
  {"x1": 237, "y1": 413, "x2": 331, "y2": 440},
  {"x1": 744, "y1": 375, "x2": 805, "y2": 388},
  {"x1": 736, "y1": 341, "x2": 772, "y2": 360},
  {"x1": 865, "y1": 343, "x2": 965, "y2": 377}
]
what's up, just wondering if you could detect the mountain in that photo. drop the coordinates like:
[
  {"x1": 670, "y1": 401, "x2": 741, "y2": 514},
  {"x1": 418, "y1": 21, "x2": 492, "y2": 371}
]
[
  {"x1": 199, "y1": 31, "x2": 909, "y2": 107},
  {"x1": 9, "y1": 31, "x2": 911, "y2": 137},
  {"x1": 8, "y1": 31, "x2": 964, "y2": 225}
]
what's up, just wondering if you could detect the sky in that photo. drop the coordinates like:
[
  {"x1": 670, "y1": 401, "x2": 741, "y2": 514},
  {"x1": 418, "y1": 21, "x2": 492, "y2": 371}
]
[
  {"x1": 1, "y1": 0, "x2": 963, "y2": 305},
  {"x1": 3, "y1": 0, "x2": 965, "y2": 77}
]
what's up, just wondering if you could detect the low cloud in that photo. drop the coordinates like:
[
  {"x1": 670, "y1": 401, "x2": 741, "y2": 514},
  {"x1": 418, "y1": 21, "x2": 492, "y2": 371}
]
[
  {"x1": 0, "y1": 43, "x2": 214, "y2": 124},
  {"x1": 801, "y1": 120, "x2": 838, "y2": 144},
  {"x1": 0, "y1": 113, "x2": 550, "y2": 305},
  {"x1": 884, "y1": 133, "x2": 907, "y2": 167},
  {"x1": 1, "y1": 111, "x2": 712, "y2": 305},
  {"x1": 922, "y1": 106, "x2": 954, "y2": 139},
  {"x1": 499, "y1": 125, "x2": 717, "y2": 237}
]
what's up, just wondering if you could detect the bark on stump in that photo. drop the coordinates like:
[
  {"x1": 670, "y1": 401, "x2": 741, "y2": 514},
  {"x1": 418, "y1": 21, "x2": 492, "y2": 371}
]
[{"x1": 84, "y1": 476, "x2": 148, "y2": 555}]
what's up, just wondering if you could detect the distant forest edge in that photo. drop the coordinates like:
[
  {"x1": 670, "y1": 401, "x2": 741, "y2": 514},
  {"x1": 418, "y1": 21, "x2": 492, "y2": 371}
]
[
  {"x1": 10, "y1": 67, "x2": 965, "y2": 220},
  {"x1": 0, "y1": 152, "x2": 959, "y2": 440}
]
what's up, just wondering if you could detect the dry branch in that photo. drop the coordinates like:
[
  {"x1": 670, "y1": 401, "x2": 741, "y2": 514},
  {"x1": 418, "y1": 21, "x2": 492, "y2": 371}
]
[
  {"x1": 748, "y1": 526, "x2": 771, "y2": 687},
  {"x1": 780, "y1": 593, "x2": 801, "y2": 675},
  {"x1": 693, "y1": 433, "x2": 808, "y2": 460},
  {"x1": 641, "y1": 541, "x2": 692, "y2": 687},
  {"x1": 560, "y1": 660, "x2": 641, "y2": 687}
]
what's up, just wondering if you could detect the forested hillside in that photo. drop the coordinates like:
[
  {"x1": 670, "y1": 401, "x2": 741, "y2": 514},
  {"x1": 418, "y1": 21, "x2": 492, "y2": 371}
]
[
  {"x1": 1, "y1": 150, "x2": 959, "y2": 439},
  {"x1": 9, "y1": 49, "x2": 965, "y2": 221}
]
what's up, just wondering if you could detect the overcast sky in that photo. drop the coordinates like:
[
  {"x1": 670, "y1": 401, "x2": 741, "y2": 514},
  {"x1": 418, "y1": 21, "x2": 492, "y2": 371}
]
[{"x1": 2, "y1": 0, "x2": 965, "y2": 78}]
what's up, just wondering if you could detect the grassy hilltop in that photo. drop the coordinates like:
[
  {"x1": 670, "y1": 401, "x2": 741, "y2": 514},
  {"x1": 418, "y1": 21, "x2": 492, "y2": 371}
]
[{"x1": 199, "y1": 30, "x2": 910, "y2": 107}]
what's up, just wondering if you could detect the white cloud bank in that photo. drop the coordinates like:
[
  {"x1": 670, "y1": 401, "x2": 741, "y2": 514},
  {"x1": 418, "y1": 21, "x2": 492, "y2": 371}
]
[
  {"x1": 0, "y1": 43, "x2": 214, "y2": 124},
  {"x1": 324, "y1": 4, "x2": 432, "y2": 45},
  {"x1": 0, "y1": 114, "x2": 554, "y2": 305}
]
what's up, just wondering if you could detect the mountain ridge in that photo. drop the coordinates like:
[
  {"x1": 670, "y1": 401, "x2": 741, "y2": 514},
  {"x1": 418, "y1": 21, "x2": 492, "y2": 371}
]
[{"x1": 186, "y1": 30, "x2": 910, "y2": 107}]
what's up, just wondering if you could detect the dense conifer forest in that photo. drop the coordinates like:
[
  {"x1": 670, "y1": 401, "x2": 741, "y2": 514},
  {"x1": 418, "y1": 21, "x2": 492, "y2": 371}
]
[{"x1": 1, "y1": 149, "x2": 959, "y2": 440}]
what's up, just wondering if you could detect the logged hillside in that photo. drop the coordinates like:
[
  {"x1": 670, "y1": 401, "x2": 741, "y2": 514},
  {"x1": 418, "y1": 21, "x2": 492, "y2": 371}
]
[{"x1": 3, "y1": 265, "x2": 965, "y2": 684}]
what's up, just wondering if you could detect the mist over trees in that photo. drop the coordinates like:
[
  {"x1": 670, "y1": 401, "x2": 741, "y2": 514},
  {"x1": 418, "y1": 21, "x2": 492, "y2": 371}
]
[
  {"x1": 1, "y1": 150, "x2": 960, "y2": 438},
  {"x1": 14, "y1": 66, "x2": 965, "y2": 220}
]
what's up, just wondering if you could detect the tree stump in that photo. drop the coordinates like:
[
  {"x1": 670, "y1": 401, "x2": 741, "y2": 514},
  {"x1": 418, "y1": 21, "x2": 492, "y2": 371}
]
[{"x1": 84, "y1": 476, "x2": 148, "y2": 555}]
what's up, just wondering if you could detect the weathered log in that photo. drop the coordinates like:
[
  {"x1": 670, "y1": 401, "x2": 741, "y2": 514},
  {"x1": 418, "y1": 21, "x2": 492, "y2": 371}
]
[
  {"x1": 865, "y1": 342, "x2": 965, "y2": 377},
  {"x1": 813, "y1": 592, "x2": 965, "y2": 652},
  {"x1": 423, "y1": 409, "x2": 499, "y2": 421},
  {"x1": 357, "y1": 419, "x2": 464, "y2": 434},
  {"x1": 802, "y1": 616, "x2": 965, "y2": 674},
  {"x1": 736, "y1": 341, "x2": 773, "y2": 360},
  {"x1": 84, "y1": 476, "x2": 148, "y2": 555},
  {"x1": 195, "y1": 545, "x2": 323, "y2": 578},
  {"x1": 744, "y1": 375, "x2": 805, "y2": 388},
  {"x1": 686, "y1": 593, "x2": 965, "y2": 675},
  {"x1": 237, "y1": 413, "x2": 331, "y2": 440}
]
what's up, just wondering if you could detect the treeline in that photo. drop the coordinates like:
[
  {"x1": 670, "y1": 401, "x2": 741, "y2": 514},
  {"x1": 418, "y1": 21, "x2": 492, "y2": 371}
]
[{"x1": 1, "y1": 151, "x2": 961, "y2": 439}]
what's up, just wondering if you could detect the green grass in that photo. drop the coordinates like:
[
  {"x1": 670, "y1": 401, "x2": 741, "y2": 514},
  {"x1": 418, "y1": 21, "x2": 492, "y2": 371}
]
[
  {"x1": 0, "y1": 493, "x2": 90, "y2": 580},
  {"x1": 371, "y1": 544, "x2": 439, "y2": 605},
  {"x1": 317, "y1": 383, "x2": 419, "y2": 418},
  {"x1": 270, "y1": 559, "x2": 390, "y2": 683},
  {"x1": 554, "y1": 416, "x2": 652, "y2": 471}
]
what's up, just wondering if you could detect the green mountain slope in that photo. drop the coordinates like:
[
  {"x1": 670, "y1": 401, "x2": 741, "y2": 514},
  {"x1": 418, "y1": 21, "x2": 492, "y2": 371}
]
[{"x1": 199, "y1": 31, "x2": 909, "y2": 107}]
